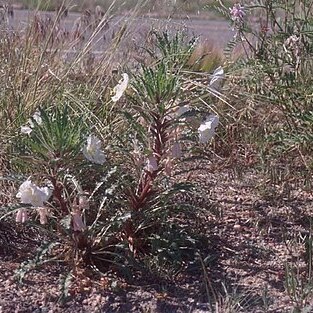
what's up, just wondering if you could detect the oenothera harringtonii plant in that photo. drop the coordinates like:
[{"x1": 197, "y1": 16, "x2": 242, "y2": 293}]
[
  {"x1": 112, "y1": 60, "x2": 220, "y2": 255},
  {"x1": 13, "y1": 106, "x2": 109, "y2": 233},
  {"x1": 113, "y1": 63, "x2": 179, "y2": 253},
  {"x1": 10, "y1": 103, "x2": 122, "y2": 277}
]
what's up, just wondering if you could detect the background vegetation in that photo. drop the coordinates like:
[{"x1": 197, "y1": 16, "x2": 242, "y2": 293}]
[
  {"x1": 12, "y1": 0, "x2": 234, "y2": 15},
  {"x1": 1, "y1": 0, "x2": 313, "y2": 312}
]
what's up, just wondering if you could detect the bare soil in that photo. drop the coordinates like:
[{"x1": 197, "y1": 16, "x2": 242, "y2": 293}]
[{"x1": 1, "y1": 160, "x2": 312, "y2": 313}]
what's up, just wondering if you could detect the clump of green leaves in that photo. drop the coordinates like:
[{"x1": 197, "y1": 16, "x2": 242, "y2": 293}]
[
  {"x1": 1, "y1": 28, "x2": 220, "y2": 290},
  {"x1": 15, "y1": 106, "x2": 86, "y2": 173},
  {"x1": 215, "y1": 0, "x2": 313, "y2": 173}
]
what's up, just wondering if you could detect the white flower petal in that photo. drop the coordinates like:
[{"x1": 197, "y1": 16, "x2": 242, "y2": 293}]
[
  {"x1": 111, "y1": 73, "x2": 129, "y2": 102},
  {"x1": 83, "y1": 134, "x2": 106, "y2": 165},
  {"x1": 17, "y1": 180, "x2": 35, "y2": 204},
  {"x1": 21, "y1": 125, "x2": 33, "y2": 135},
  {"x1": 32, "y1": 111, "x2": 42, "y2": 125},
  {"x1": 198, "y1": 115, "x2": 219, "y2": 144},
  {"x1": 17, "y1": 180, "x2": 53, "y2": 207},
  {"x1": 21, "y1": 111, "x2": 42, "y2": 135},
  {"x1": 40, "y1": 186, "x2": 53, "y2": 199}
]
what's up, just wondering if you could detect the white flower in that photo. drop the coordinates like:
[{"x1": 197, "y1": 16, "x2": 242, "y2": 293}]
[
  {"x1": 111, "y1": 73, "x2": 129, "y2": 102},
  {"x1": 209, "y1": 66, "x2": 224, "y2": 90},
  {"x1": 198, "y1": 115, "x2": 219, "y2": 144},
  {"x1": 16, "y1": 180, "x2": 52, "y2": 207},
  {"x1": 82, "y1": 134, "x2": 106, "y2": 165},
  {"x1": 32, "y1": 111, "x2": 42, "y2": 124},
  {"x1": 145, "y1": 155, "x2": 158, "y2": 173},
  {"x1": 16, "y1": 208, "x2": 28, "y2": 223},
  {"x1": 20, "y1": 110, "x2": 42, "y2": 135},
  {"x1": 171, "y1": 142, "x2": 182, "y2": 158},
  {"x1": 20, "y1": 125, "x2": 33, "y2": 135}
]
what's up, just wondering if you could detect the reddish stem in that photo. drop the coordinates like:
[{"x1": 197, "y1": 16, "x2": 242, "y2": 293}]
[{"x1": 49, "y1": 176, "x2": 68, "y2": 215}]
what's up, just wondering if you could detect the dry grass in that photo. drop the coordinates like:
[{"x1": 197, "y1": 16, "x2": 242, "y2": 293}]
[
  {"x1": 1, "y1": 1, "x2": 313, "y2": 312},
  {"x1": 12, "y1": 0, "x2": 236, "y2": 15}
]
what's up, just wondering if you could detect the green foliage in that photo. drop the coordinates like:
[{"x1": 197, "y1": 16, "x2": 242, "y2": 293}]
[
  {"x1": 131, "y1": 62, "x2": 180, "y2": 110},
  {"x1": 16, "y1": 241, "x2": 60, "y2": 283},
  {"x1": 0, "y1": 1, "x2": 219, "y2": 298},
  {"x1": 146, "y1": 30, "x2": 198, "y2": 68},
  {"x1": 214, "y1": 0, "x2": 313, "y2": 172},
  {"x1": 15, "y1": 106, "x2": 86, "y2": 173},
  {"x1": 58, "y1": 270, "x2": 73, "y2": 304}
]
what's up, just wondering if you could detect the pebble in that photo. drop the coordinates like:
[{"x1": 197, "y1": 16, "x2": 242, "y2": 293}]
[{"x1": 233, "y1": 224, "x2": 241, "y2": 231}]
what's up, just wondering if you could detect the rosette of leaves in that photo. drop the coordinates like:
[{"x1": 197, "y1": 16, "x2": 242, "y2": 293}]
[
  {"x1": 8, "y1": 104, "x2": 129, "y2": 278},
  {"x1": 11, "y1": 105, "x2": 91, "y2": 221},
  {"x1": 145, "y1": 30, "x2": 198, "y2": 69},
  {"x1": 130, "y1": 61, "x2": 180, "y2": 110},
  {"x1": 13, "y1": 105, "x2": 87, "y2": 175},
  {"x1": 104, "y1": 58, "x2": 203, "y2": 274}
]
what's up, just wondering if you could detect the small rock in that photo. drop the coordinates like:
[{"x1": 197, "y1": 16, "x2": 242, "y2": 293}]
[{"x1": 233, "y1": 224, "x2": 241, "y2": 231}]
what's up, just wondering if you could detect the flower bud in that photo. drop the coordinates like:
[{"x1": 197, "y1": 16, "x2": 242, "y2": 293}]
[
  {"x1": 171, "y1": 142, "x2": 182, "y2": 158},
  {"x1": 72, "y1": 209, "x2": 86, "y2": 232},
  {"x1": 145, "y1": 155, "x2": 158, "y2": 173},
  {"x1": 16, "y1": 208, "x2": 28, "y2": 223}
]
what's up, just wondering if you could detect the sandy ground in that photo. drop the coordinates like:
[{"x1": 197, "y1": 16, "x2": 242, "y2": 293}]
[{"x1": 1, "y1": 161, "x2": 312, "y2": 312}]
